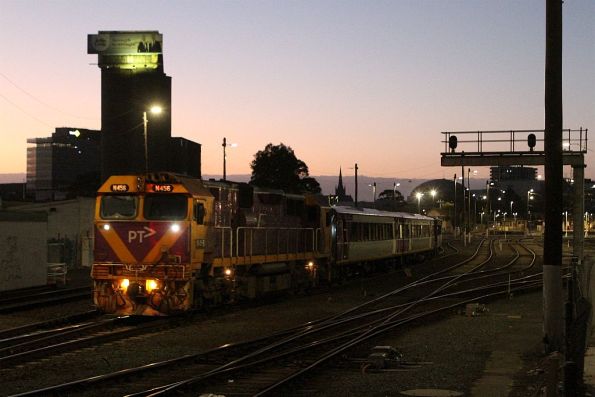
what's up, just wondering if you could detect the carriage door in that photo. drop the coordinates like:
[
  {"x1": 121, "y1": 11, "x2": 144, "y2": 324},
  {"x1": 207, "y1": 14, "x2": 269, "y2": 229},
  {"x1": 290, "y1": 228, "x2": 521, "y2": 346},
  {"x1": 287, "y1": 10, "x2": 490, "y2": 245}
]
[
  {"x1": 331, "y1": 216, "x2": 342, "y2": 261},
  {"x1": 397, "y1": 219, "x2": 405, "y2": 254}
]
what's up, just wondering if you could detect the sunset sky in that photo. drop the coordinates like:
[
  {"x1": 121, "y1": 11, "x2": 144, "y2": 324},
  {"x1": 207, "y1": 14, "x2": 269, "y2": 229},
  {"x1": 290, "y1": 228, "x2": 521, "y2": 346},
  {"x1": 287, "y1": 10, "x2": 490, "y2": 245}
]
[{"x1": 1, "y1": 0, "x2": 593, "y2": 182}]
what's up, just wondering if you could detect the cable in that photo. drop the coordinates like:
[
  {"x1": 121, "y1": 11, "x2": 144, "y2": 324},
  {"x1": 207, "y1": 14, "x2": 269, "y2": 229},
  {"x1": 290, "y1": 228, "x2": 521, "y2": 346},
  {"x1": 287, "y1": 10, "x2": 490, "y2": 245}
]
[
  {"x1": 0, "y1": 92, "x2": 54, "y2": 128},
  {"x1": 0, "y1": 71, "x2": 98, "y2": 121}
]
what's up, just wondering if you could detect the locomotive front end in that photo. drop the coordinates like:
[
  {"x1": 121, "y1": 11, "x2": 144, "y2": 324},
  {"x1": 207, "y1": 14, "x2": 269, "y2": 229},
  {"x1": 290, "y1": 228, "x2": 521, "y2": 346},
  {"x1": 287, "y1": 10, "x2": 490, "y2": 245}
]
[{"x1": 92, "y1": 175, "x2": 197, "y2": 315}]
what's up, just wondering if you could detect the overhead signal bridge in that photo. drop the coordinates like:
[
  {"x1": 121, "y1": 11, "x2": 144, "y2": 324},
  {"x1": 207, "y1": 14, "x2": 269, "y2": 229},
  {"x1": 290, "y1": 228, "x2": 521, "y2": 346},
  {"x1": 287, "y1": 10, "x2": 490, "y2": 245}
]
[
  {"x1": 440, "y1": 127, "x2": 588, "y2": 262},
  {"x1": 441, "y1": 128, "x2": 587, "y2": 167}
]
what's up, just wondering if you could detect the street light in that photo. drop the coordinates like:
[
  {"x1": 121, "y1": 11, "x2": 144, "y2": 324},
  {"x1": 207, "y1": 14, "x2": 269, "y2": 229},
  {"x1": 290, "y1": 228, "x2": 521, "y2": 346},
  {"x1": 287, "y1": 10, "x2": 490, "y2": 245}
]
[
  {"x1": 143, "y1": 105, "x2": 162, "y2": 173},
  {"x1": 393, "y1": 182, "x2": 400, "y2": 200},
  {"x1": 527, "y1": 189, "x2": 534, "y2": 220},
  {"x1": 486, "y1": 180, "x2": 493, "y2": 225},
  {"x1": 222, "y1": 137, "x2": 238, "y2": 181},
  {"x1": 416, "y1": 192, "x2": 423, "y2": 213},
  {"x1": 369, "y1": 182, "x2": 377, "y2": 202}
]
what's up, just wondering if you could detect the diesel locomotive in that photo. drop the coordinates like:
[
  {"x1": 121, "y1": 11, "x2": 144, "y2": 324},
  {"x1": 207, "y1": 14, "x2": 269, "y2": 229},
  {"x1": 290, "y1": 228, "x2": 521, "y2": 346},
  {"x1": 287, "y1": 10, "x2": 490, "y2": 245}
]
[{"x1": 91, "y1": 173, "x2": 441, "y2": 315}]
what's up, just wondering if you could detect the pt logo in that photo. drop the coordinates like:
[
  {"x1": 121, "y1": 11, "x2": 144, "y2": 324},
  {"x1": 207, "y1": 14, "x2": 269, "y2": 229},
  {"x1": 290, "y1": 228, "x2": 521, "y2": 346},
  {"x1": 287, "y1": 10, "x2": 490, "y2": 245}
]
[{"x1": 128, "y1": 227, "x2": 156, "y2": 243}]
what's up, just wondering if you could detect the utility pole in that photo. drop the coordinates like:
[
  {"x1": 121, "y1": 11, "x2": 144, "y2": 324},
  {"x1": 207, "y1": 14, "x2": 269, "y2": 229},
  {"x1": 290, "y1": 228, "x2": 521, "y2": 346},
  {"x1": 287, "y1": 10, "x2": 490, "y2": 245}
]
[
  {"x1": 543, "y1": 0, "x2": 564, "y2": 353},
  {"x1": 467, "y1": 168, "x2": 471, "y2": 234},
  {"x1": 453, "y1": 174, "x2": 457, "y2": 236},
  {"x1": 222, "y1": 137, "x2": 227, "y2": 181},
  {"x1": 354, "y1": 163, "x2": 359, "y2": 207},
  {"x1": 461, "y1": 158, "x2": 466, "y2": 245}
]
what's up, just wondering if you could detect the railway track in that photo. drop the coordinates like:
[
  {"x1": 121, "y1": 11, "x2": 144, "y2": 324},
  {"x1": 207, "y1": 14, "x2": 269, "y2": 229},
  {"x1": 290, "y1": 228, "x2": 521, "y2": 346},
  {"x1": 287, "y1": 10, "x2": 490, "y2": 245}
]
[
  {"x1": 0, "y1": 312, "x2": 193, "y2": 368},
  {"x1": 0, "y1": 309, "x2": 101, "y2": 341},
  {"x1": 11, "y1": 237, "x2": 551, "y2": 397},
  {"x1": 0, "y1": 286, "x2": 92, "y2": 313}
]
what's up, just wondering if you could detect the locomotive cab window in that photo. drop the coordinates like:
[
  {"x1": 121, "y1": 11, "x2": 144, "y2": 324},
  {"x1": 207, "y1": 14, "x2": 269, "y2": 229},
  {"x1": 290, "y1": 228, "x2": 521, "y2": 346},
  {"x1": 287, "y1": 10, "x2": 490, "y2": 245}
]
[
  {"x1": 144, "y1": 194, "x2": 188, "y2": 220},
  {"x1": 194, "y1": 201, "x2": 206, "y2": 224},
  {"x1": 100, "y1": 195, "x2": 137, "y2": 219}
]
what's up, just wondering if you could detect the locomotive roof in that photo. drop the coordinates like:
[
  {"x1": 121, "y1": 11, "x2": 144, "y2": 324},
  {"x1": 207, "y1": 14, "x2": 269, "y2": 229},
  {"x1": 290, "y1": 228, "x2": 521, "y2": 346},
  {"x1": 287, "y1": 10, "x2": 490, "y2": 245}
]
[
  {"x1": 98, "y1": 173, "x2": 212, "y2": 196},
  {"x1": 332, "y1": 205, "x2": 435, "y2": 221}
]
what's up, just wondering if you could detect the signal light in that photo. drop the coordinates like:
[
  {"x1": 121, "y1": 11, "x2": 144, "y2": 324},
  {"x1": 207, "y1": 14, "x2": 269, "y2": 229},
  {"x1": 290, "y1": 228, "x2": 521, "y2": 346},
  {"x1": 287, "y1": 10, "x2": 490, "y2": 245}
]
[
  {"x1": 527, "y1": 133, "x2": 536, "y2": 151},
  {"x1": 448, "y1": 135, "x2": 458, "y2": 152}
]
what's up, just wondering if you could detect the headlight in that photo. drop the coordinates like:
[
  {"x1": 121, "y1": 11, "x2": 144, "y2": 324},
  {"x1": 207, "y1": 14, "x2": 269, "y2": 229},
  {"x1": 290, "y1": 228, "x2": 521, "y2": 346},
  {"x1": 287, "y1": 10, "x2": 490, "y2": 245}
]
[
  {"x1": 120, "y1": 278, "x2": 130, "y2": 289},
  {"x1": 307, "y1": 261, "x2": 315, "y2": 269},
  {"x1": 146, "y1": 279, "x2": 159, "y2": 292},
  {"x1": 170, "y1": 224, "x2": 180, "y2": 232},
  {"x1": 224, "y1": 268, "x2": 232, "y2": 277},
  {"x1": 103, "y1": 224, "x2": 111, "y2": 231}
]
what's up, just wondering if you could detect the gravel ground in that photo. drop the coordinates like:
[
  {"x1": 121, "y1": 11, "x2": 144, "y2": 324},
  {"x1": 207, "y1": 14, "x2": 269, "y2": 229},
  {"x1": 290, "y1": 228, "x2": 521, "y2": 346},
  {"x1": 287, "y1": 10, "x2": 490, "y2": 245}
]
[{"x1": 0, "y1": 242, "x2": 550, "y2": 397}]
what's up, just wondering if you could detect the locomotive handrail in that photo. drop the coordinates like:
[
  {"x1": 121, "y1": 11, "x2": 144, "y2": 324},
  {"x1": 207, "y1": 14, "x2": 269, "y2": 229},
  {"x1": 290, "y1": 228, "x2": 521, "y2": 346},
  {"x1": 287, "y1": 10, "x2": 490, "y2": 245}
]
[
  {"x1": 214, "y1": 227, "x2": 234, "y2": 260},
  {"x1": 314, "y1": 228, "x2": 322, "y2": 254}
]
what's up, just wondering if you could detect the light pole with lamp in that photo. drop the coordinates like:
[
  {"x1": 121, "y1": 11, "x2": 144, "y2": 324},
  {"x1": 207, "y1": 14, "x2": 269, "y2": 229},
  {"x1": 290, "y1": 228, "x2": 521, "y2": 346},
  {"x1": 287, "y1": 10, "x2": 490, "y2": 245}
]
[
  {"x1": 527, "y1": 189, "x2": 534, "y2": 220},
  {"x1": 416, "y1": 192, "x2": 423, "y2": 213},
  {"x1": 393, "y1": 182, "x2": 400, "y2": 200},
  {"x1": 222, "y1": 137, "x2": 238, "y2": 181},
  {"x1": 369, "y1": 182, "x2": 377, "y2": 202},
  {"x1": 143, "y1": 105, "x2": 162, "y2": 173},
  {"x1": 486, "y1": 180, "x2": 493, "y2": 221}
]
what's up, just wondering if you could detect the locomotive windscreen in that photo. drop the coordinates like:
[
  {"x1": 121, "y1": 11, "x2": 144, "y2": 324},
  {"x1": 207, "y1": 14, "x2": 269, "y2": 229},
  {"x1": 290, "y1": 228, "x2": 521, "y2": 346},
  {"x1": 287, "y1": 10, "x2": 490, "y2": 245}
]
[
  {"x1": 100, "y1": 195, "x2": 138, "y2": 219},
  {"x1": 144, "y1": 194, "x2": 188, "y2": 220}
]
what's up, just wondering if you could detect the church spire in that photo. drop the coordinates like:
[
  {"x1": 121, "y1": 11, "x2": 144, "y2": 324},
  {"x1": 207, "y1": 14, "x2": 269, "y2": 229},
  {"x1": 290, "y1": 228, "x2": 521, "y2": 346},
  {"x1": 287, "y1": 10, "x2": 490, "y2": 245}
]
[{"x1": 335, "y1": 167, "x2": 346, "y2": 198}]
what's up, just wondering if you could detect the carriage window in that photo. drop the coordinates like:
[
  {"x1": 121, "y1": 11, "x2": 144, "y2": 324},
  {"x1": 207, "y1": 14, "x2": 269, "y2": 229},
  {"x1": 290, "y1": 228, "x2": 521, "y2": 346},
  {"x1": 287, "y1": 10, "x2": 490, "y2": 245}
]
[
  {"x1": 144, "y1": 194, "x2": 188, "y2": 220},
  {"x1": 100, "y1": 195, "x2": 137, "y2": 219},
  {"x1": 350, "y1": 223, "x2": 358, "y2": 241}
]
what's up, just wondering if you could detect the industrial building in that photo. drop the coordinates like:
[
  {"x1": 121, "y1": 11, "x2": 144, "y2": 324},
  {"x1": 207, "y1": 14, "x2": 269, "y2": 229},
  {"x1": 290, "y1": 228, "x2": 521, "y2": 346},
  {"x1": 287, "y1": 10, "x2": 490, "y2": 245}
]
[
  {"x1": 88, "y1": 30, "x2": 201, "y2": 180},
  {"x1": 26, "y1": 127, "x2": 100, "y2": 201}
]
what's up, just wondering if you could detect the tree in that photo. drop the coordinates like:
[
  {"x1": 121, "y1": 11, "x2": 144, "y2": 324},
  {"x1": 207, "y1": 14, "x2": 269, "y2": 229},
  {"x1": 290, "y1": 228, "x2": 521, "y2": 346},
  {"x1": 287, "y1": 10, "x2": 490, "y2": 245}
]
[
  {"x1": 374, "y1": 189, "x2": 405, "y2": 211},
  {"x1": 250, "y1": 143, "x2": 320, "y2": 194},
  {"x1": 377, "y1": 189, "x2": 404, "y2": 202}
]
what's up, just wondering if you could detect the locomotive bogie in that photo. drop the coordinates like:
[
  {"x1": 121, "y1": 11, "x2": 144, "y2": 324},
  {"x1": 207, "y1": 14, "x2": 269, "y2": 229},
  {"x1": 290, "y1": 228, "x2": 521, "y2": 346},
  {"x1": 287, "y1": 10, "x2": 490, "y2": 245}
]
[{"x1": 92, "y1": 277, "x2": 192, "y2": 316}]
